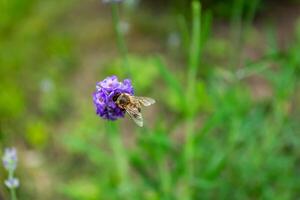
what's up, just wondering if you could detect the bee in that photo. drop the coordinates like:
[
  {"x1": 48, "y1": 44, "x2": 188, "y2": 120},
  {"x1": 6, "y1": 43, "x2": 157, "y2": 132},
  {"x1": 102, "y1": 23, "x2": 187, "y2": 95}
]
[{"x1": 113, "y1": 93, "x2": 156, "y2": 127}]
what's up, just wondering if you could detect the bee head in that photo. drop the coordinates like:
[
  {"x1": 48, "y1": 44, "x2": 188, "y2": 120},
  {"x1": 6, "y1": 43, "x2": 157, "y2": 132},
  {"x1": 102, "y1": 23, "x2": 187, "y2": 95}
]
[{"x1": 112, "y1": 93, "x2": 121, "y2": 102}]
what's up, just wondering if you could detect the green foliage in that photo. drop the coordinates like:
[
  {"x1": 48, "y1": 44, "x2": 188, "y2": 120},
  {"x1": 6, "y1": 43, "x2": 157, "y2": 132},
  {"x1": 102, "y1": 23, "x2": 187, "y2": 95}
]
[
  {"x1": 1, "y1": 0, "x2": 300, "y2": 200},
  {"x1": 105, "y1": 55, "x2": 160, "y2": 93},
  {"x1": 25, "y1": 120, "x2": 49, "y2": 149},
  {"x1": 61, "y1": 179, "x2": 101, "y2": 200},
  {"x1": 39, "y1": 83, "x2": 73, "y2": 120},
  {"x1": 0, "y1": 84, "x2": 25, "y2": 120}
]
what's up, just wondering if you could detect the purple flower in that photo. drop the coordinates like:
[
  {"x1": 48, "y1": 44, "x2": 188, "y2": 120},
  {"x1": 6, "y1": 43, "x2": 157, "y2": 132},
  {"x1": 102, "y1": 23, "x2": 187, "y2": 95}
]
[
  {"x1": 93, "y1": 75, "x2": 134, "y2": 120},
  {"x1": 5, "y1": 178, "x2": 19, "y2": 189},
  {"x1": 2, "y1": 148, "x2": 17, "y2": 171},
  {"x1": 2, "y1": 147, "x2": 20, "y2": 193}
]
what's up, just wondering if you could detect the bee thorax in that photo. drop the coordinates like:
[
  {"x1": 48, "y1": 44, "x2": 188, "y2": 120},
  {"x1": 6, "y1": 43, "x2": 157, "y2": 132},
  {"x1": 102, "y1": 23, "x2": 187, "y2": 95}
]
[{"x1": 115, "y1": 94, "x2": 130, "y2": 108}]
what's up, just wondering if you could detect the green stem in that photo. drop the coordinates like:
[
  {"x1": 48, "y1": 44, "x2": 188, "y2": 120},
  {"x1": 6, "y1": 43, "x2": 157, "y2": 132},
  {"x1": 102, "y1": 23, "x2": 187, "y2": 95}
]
[
  {"x1": 177, "y1": 14, "x2": 190, "y2": 57},
  {"x1": 107, "y1": 122, "x2": 132, "y2": 199},
  {"x1": 182, "y1": 118, "x2": 195, "y2": 200},
  {"x1": 187, "y1": 1, "x2": 201, "y2": 117},
  {"x1": 8, "y1": 170, "x2": 17, "y2": 200},
  {"x1": 111, "y1": 3, "x2": 131, "y2": 77},
  {"x1": 182, "y1": 2, "x2": 201, "y2": 199},
  {"x1": 184, "y1": 118, "x2": 195, "y2": 174},
  {"x1": 10, "y1": 188, "x2": 17, "y2": 200},
  {"x1": 230, "y1": 0, "x2": 244, "y2": 69},
  {"x1": 158, "y1": 159, "x2": 171, "y2": 200},
  {"x1": 185, "y1": 0, "x2": 201, "y2": 170}
]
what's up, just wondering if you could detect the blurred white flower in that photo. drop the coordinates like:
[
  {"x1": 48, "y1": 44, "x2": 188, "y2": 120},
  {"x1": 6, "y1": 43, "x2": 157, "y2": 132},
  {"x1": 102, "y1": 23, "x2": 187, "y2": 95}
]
[
  {"x1": 5, "y1": 178, "x2": 20, "y2": 189},
  {"x1": 119, "y1": 21, "x2": 130, "y2": 35},
  {"x1": 167, "y1": 32, "x2": 181, "y2": 49},
  {"x1": 2, "y1": 147, "x2": 20, "y2": 191},
  {"x1": 40, "y1": 79, "x2": 54, "y2": 93},
  {"x1": 124, "y1": 0, "x2": 140, "y2": 10},
  {"x1": 102, "y1": 0, "x2": 124, "y2": 4},
  {"x1": 2, "y1": 147, "x2": 17, "y2": 171}
]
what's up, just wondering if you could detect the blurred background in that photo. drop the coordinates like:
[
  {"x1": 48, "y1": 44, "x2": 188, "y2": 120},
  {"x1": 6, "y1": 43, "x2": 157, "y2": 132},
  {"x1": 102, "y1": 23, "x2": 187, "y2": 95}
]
[{"x1": 1, "y1": 0, "x2": 300, "y2": 199}]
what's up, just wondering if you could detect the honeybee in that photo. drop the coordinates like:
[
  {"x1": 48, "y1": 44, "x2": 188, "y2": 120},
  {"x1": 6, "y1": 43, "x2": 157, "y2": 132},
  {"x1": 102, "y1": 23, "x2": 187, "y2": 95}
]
[{"x1": 113, "y1": 93, "x2": 156, "y2": 127}]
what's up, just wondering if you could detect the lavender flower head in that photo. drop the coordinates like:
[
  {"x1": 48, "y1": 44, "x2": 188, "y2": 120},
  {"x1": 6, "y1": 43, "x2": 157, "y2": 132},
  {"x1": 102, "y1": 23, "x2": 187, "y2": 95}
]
[
  {"x1": 2, "y1": 148, "x2": 17, "y2": 171},
  {"x1": 2, "y1": 147, "x2": 20, "y2": 189},
  {"x1": 5, "y1": 178, "x2": 19, "y2": 189},
  {"x1": 93, "y1": 75, "x2": 134, "y2": 120}
]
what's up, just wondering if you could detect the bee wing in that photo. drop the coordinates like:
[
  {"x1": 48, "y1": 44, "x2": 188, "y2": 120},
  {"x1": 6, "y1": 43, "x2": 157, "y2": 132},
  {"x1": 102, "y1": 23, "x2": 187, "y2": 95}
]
[
  {"x1": 135, "y1": 97, "x2": 156, "y2": 107},
  {"x1": 125, "y1": 105, "x2": 144, "y2": 127}
]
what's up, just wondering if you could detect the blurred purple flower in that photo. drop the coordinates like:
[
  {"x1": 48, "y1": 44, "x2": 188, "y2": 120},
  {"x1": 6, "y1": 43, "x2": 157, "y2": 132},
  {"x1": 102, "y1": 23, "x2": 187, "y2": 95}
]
[
  {"x1": 2, "y1": 148, "x2": 17, "y2": 171},
  {"x1": 4, "y1": 178, "x2": 19, "y2": 189},
  {"x1": 93, "y1": 75, "x2": 134, "y2": 120}
]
